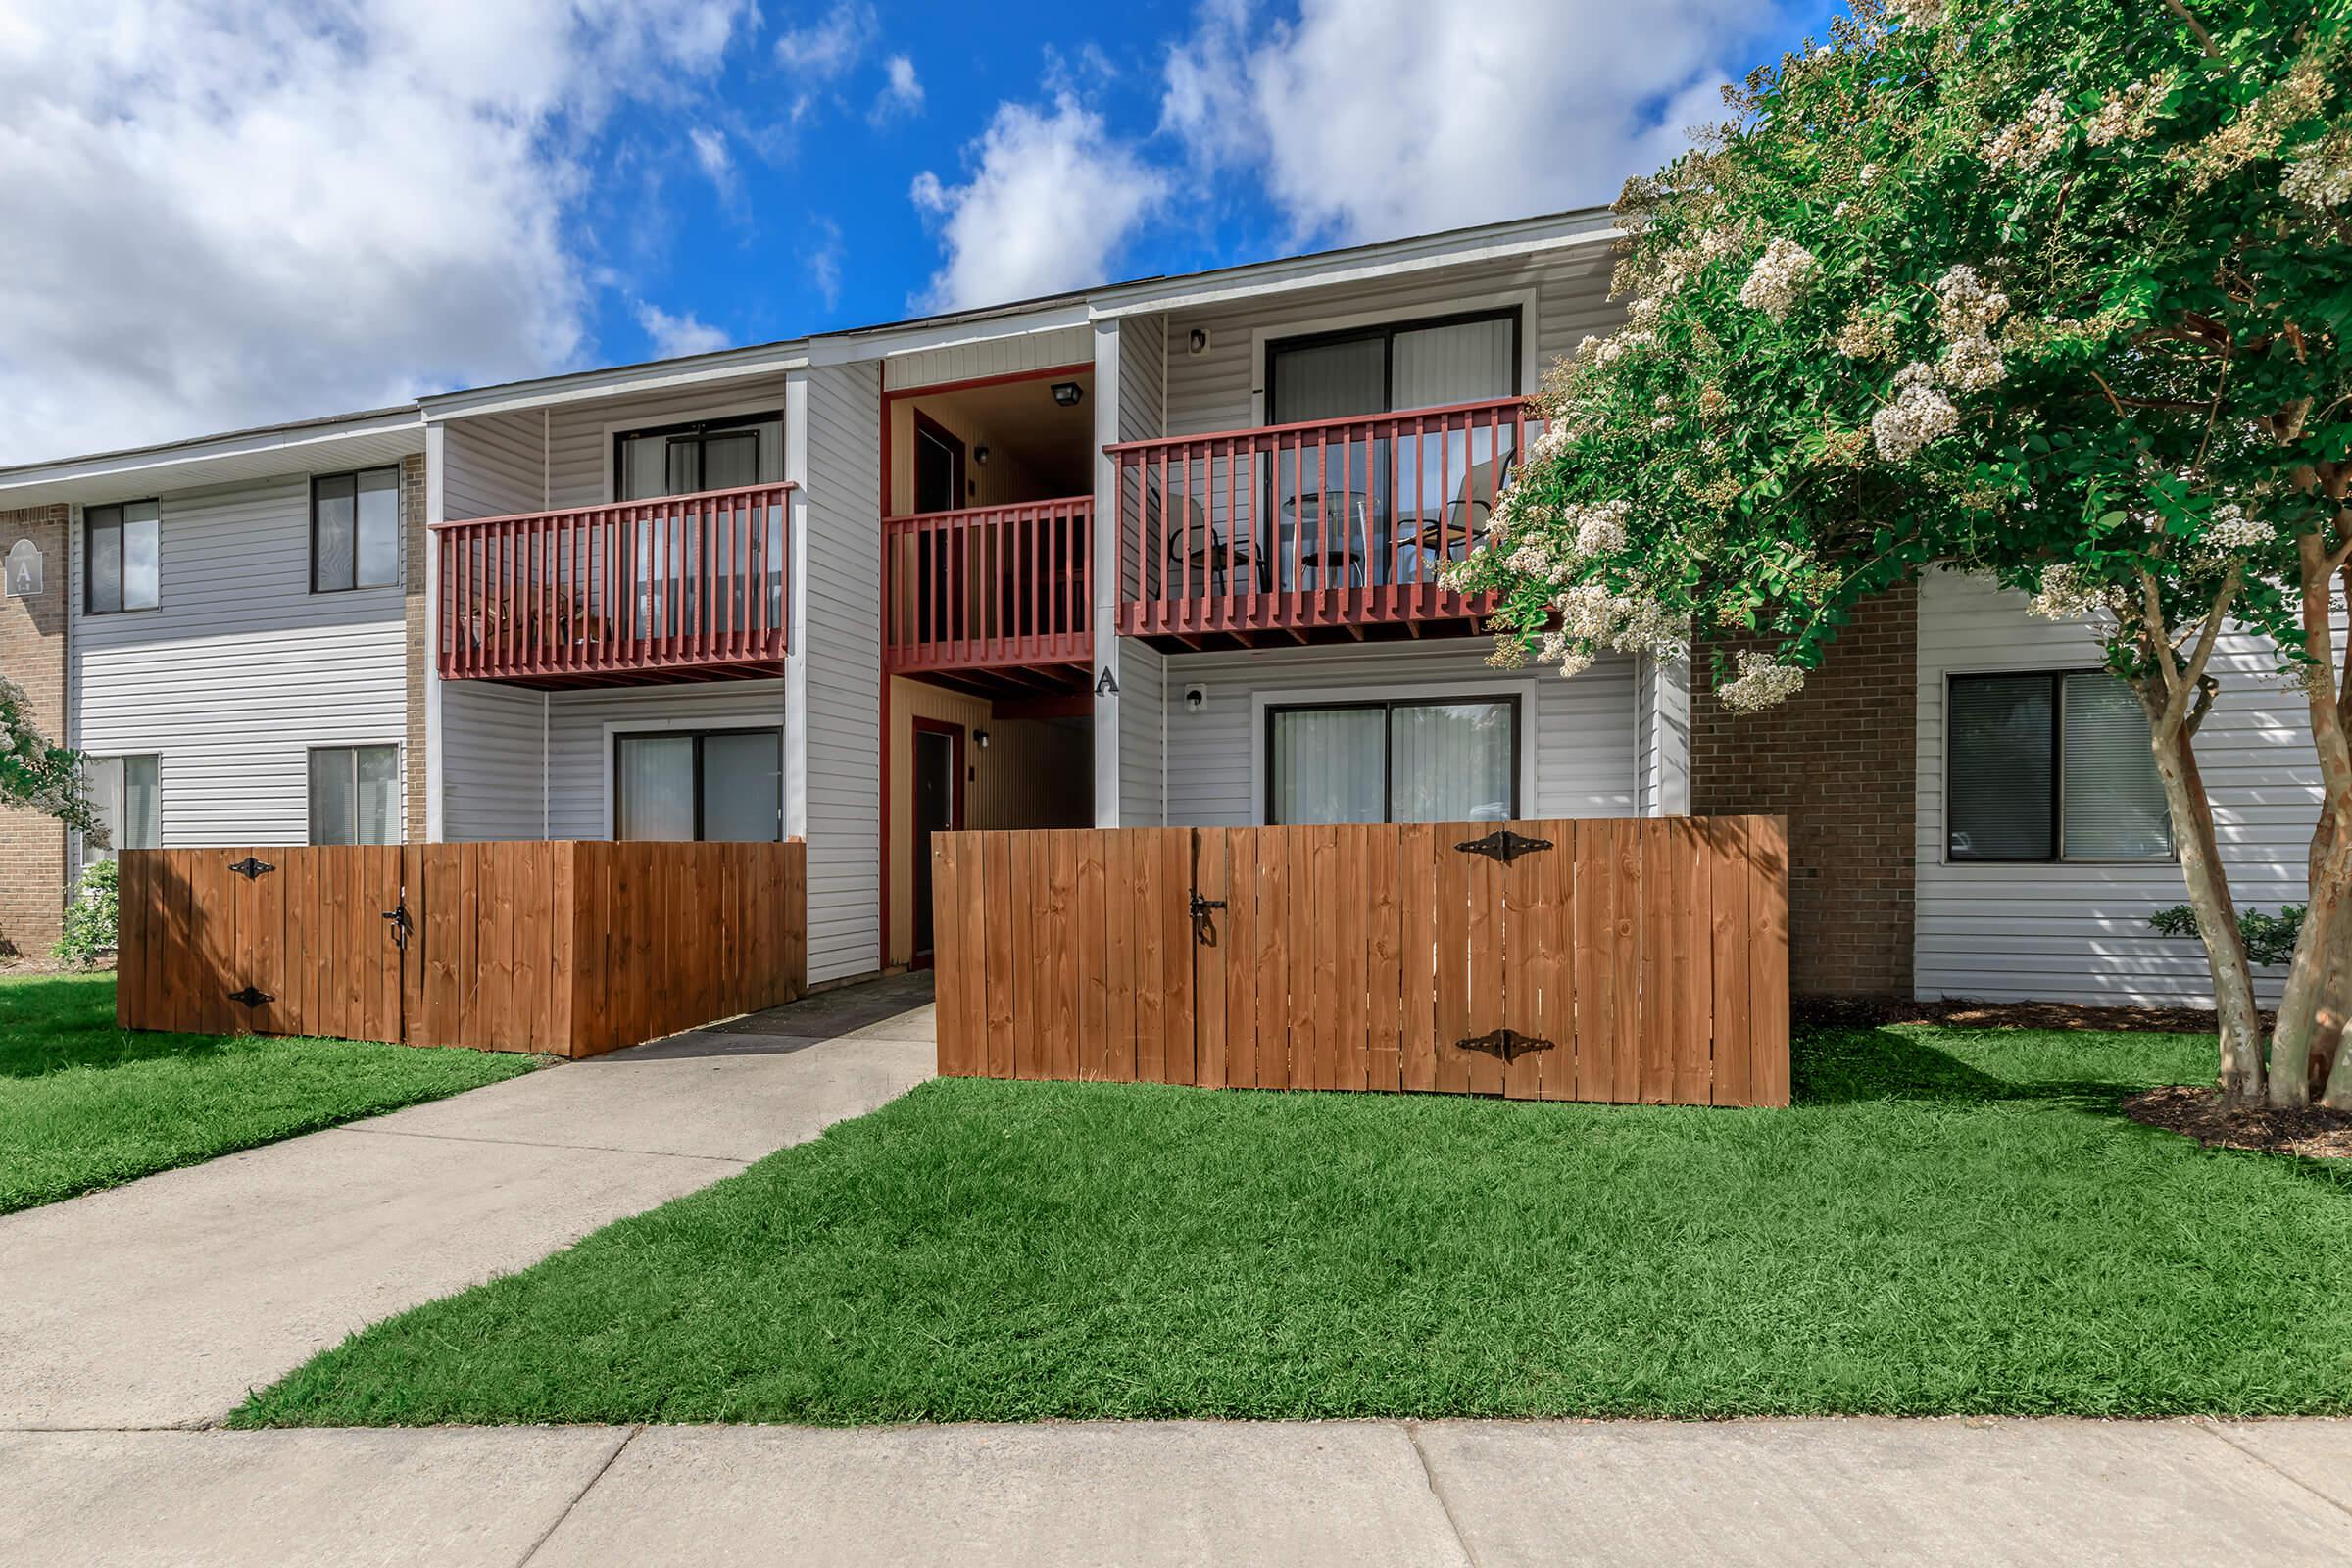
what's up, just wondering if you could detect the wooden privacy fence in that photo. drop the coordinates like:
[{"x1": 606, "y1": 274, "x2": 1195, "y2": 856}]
[
  {"x1": 931, "y1": 818, "x2": 1788, "y2": 1107},
  {"x1": 117, "y1": 841, "x2": 807, "y2": 1059}
]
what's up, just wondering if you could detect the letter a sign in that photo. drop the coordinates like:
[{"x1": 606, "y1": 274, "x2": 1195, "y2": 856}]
[
  {"x1": 1094, "y1": 665, "x2": 1119, "y2": 697},
  {"x1": 4, "y1": 539, "x2": 40, "y2": 599}
]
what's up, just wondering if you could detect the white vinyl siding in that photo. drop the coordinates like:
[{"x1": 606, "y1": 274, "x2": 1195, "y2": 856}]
[
  {"x1": 1119, "y1": 641, "x2": 1167, "y2": 826},
  {"x1": 440, "y1": 681, "x2": 548, "y2": 841},
  {"x1": 1916, "y1": 567, "x2": 2316, "y2": 1006},
  {"x1": 883, "y1": 325, "x2": 1092, "y2": 391},
  {"x1": 547, "y1": 377, "x2": 794, "y2": 510},
  {"x1": 1152, "y1": 642, "x2": 1635, "y2": 827},
  {"x1": 799, "y1": 361, "x2": 883, "y2": 983},
  {"x1": 70, "y1": 474, "x2": 412, "y2": 845}
]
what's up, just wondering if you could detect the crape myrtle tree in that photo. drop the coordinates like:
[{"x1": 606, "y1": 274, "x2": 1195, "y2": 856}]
[
  {"x1": 0, "y1": 675, "x2": 93, "y2": 836},
  {"x1": 1445, "y1": 0, "x2": 2352, "y2": 1106}
]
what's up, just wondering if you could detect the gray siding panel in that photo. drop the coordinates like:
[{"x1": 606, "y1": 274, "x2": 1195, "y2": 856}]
[
  {"x1": 545, "y1": 377, "x2": 794, "y2": 511},
  {"x1": 71, "y1": 475, "x2": 410, "y2": 845},
  {"x1": 1119, "y1": 641, "x2": 1166, "y2": 826},
  {"x1": 801, "y1": 361, "x2": 884, "y2": 983},
  {"x1": 882, "y1": 326, "x2": 1092, "y2": 390},
  {"x1": 1155, "y1": 642, "x2": 1634, "y2": 827},
  {"x1": 441, "y1": 681, "x2": 546, "y2": 841},
  {"x1": 1915, "y1": 567, "x2": 2314, "y2": 1006}
]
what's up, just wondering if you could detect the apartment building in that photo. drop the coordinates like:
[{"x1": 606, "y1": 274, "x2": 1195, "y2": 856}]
[{"x1": 0, "y1": 209, "x2": 2321, "y2": 1004}]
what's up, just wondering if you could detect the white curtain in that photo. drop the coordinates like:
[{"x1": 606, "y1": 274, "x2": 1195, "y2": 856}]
[
  {"x1": 1271, "y1": 709, "x2": 1385, "y2": 823},
  {"x1": 1391, "y1": 318, "x2": 1514, "y2": 410},
  {"x1": 1391, "y1": 702, "x2": 1514, "y2": 822},
  {"x1": 617, "y1": 736, "x2": 696, "y2": 841}
]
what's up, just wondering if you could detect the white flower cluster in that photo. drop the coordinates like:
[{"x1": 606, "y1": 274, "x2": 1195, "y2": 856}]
[
  {"x1": 1574, "y1": 499, "x2": 1631, "y2": 557},
  {"x1": 2283, "y1": 143, "x2": 2352, "y2": 211},
  {"x1": 1859, "y1": 162, "x2": 1881, "y2": 185},
  {"x1": 1983, "y1": 87, "x2": 2067, "y2": 172},
  {"x1": 1936, "y1": 330, "x2": 2006, "y2": 392},
  {"x1": 1933, "y1": 265, "x2": 2009, "y2": 337},
  {"x1": 1886, "y1": 0, "x2": 1943, "y2": 26},
  {"x1": 1739, "y1": 237, "x2": 1819, "y2": 321},
  {"x1": 1587, "y1": 329, "x2": 1657, "y2": 370},
  {"x1": 2027, "y1": 564, "x2": 2110, "y2": 621},
  {"x1": 2085, "y1": 81, "x2": 2152, "y2": 146},
  {"x1": 1871, "y1": 363, "x2": 1961, "y2": 462},
  {"x1": 1717, "y1": 652, "x2": 1806, "y2": 712},
  {"x1": 2207, "y1": 504, "x2": 2276, "y2": 552}
]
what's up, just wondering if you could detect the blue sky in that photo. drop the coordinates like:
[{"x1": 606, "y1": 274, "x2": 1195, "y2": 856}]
[{"x1": 0, "y1": 0, "x2": 1838, "y2": 464}]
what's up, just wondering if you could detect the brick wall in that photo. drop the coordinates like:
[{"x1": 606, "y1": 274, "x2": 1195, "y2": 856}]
[
  {"x1": 1690, "y1": 585, "x2": 1919, "y2": 998},
  {"x1": 0, "y1": 504, "x2": 71, "y2": 956},
  {"x1": 402, "y1": 453, "x2": 428, "y2": 841}
]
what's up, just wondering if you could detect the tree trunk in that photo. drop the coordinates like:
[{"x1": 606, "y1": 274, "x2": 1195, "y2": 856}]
[
  {"x1": 2315, "y1": 900, "x2": 2352, "y2": 1106},
  {"x1": 2136, "y1": 680, "x2": 2266, "y2": 1102},
  {"x1": 2266, "y1": 829, "x2": 2352, "y2": 1108}
]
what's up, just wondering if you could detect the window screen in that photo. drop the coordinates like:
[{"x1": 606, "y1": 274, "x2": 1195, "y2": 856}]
[
  {"x1": 84, "y1": 501, "x2": 160, "y2": 613},
  {"x1": 82, "y1": 754, "x2": 160, "y2": 863},
  {"x1": 310, "y1": 746, "x2": 400, "y2": 845},
  {"x1": 1947, "y1": 671, "x2": 2170, "y2": 861},
  {"x1": 1268, "y1": 697, "x2": 1519, "y2": 825}
]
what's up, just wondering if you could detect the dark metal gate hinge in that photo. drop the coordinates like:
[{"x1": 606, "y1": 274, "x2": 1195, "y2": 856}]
[
  {"x1": 227, "y1": 856, "x2": 275, "y2": 880},
  {"x1": 1454, "y1": 829, "x2": 1552, "y2": 864},
  {"x1": 227, "y1": 986, "x2": 274, "y2": 1008},
  {"x1": 1457, "y1": 1028, "x2": 1551, "y2": 1062}
]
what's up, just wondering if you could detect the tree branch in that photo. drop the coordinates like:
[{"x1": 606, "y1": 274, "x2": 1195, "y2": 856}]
[
  {"x1": 2163, "y1": 0, "x2": 2220, "y2": 56},
  {"x1": 2166, "y1": 567, "x2": 2240, "y2": 736}
]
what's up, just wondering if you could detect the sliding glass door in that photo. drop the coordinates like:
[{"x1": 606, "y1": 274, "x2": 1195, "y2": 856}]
[{"x1": 1267, "y1": 696, "x2": 1519, "y2": 825}]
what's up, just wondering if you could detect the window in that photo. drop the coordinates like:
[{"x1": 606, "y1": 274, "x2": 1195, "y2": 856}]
[
  {"x1": 312, "y1": 467, "x2": 401, "y2": 592},
  {"x1": 310, "y1": 746, "x2": 400, "y2": 845},
  {"x1": 81, "y1": 754, "x2": 160, "y2": 864},
  {"x1": 613, "y1": 727, "x2": 781, "y2": 841},
  {"x1": 1267, "y1": 697, "x2": 1519, "y2": 825},
  {"x1": 84, "y1": 500, "x2": 160, "y2": 613},
  {"x1": 1266, "y1": 309, "x2": 1521, "y2": 423},
  {"x1": 614, "y1": 412, "x2": 783, "y2": 501},
  {"x1": 1946, "y1": 672, "x2": 2172, "y2": 861}
]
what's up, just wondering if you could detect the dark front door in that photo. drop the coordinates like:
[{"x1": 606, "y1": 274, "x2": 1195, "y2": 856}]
[
  {"x1": 912, "y1": 725, "x2": 961, "y2": 958},
  {"x1": 912, "y1": 415, "x2": 965, "y2": 514}
]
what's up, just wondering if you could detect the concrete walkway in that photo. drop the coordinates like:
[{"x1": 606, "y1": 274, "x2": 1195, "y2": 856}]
[
  {"x1": 3, "y1": 1417, "x2": 2348, "y2": 1566},
  {"x1": 0, "y1": 973, "x2": 938, "y2": 1429}
]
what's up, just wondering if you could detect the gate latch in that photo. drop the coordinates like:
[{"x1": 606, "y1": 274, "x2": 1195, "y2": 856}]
[
  {"x1": 1454, "y1": 829, "x2": 1552, "y2": 864},
  {"x1": 227, "y1": 856, "x2": 275, "y2": 881},
  {"x1": 1188, "y1": 889, "x2": 1226, "y2": 944},
  {"x1": 1457, "y1": 1027, "x2": 1551, "y2": 1063},
  {"x1": 382, "y1": 901, "x2": 413, "y2": 952}
]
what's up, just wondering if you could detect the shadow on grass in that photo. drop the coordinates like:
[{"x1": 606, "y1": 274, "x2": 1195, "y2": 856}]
[
  {"x1": 0, "y1": 973, "x2": 236, "y2": 1079},
  {"x1": 1793, "y1": 1026, "x2": 2151, "y2": 1112}
]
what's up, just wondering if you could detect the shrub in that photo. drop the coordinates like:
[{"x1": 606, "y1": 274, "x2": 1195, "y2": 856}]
[
  {"x1": 53, "y1": 858, "x2": 119, "y2": 967},
  {"x1": 2149, "y1": 904, "x2": 2302, "y2": 970}
]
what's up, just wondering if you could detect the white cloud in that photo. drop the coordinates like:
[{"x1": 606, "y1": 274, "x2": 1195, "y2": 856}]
[
  {"x1": 1160, "y1": 0, "x2": 1768, "y2": 244},
  {"x1": 634, "y1": 301, "x2": 731, "y2": 357},
  {"x1": 808, "y1": 218, "x2": 845, "y2": 310},
  {"x1": 871, "y1": 54, "x2": 924, "y2": 121},
  {"x1": 908, "y1": 94, "x2": 1167, "y2": 311},
  {"x1": 689, "y1": 125, "x2": 734, "y2": 194},
  {"x1": 0, "y1": 0, "x2": 756, "y2": 465},
  {"x1": 774, "y1": 1, "x2": 874, "y2": 76}
]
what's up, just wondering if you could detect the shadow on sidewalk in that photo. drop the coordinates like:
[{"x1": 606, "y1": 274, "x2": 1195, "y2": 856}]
[{"x1": 615, "y1": 971, "x2": 936, "y2": 1062}]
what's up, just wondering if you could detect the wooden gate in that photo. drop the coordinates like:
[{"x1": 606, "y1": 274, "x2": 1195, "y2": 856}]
[
  {"x1": 930, "y1": 818, "x2": 1788, "y2": 1107},
  {"x1": 116, "y1": 841, "x2": 808, "y2": 1058}
]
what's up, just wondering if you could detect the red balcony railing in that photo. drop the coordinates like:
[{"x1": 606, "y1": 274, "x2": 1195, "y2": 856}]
[
  {"x1": 882, "y1": 497, "x2": 1092, "y2": 680},
  {"x1": 436, "y1": 483, "x2": 792, "y2": 686},
  {"x1": 1107, "y1": 396, "x2": 1539, "y2": 644}
]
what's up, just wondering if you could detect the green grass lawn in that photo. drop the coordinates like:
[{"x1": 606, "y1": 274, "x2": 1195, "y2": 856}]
[
  {"x1": 0, "y1": 971, "x2": 538, "y2": 1213},
  {"x1": 236, "y1": 1023, "x2": 2352, "y2": 1426}
]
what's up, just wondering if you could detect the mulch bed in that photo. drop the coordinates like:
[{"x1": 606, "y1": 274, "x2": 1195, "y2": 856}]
[
  {"x1": 1794, "y1": 993, "x2": 2261, "y2": 1035},
  {"x1": 2123, "y1": 1084, "x2": 2352, "y2": 1160}
]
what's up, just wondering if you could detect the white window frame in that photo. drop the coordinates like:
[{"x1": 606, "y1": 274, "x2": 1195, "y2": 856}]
[
  {"x1": 1938, "y1": 668, "x2": 2177, "y2": 866},
  {"x1": 307, "y1": 742, "x2": 405, "y2": 846},
  {"x1": 1247, "y1": 676, "x2": 1540, "y2": 827},
  {"x1": 1246, "y1": 288, "x2": 1539, "y2": 427},
  {"x1": 599, "y1": 714, "x2": 783, "y2": 840},
  {"x1": 598, "y1": 396, "x2": 792, "y2": 504},
  {"x1": 79, "y1": 752, "x2": 161, "y2": 864}
]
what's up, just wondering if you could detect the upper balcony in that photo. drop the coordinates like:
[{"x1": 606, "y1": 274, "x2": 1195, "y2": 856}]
[
  {"x1": 881, "y1": 497, "x2": 1092, "y2": 694},
  {"x1": 1106, "y1": 395, "x2": 1540, "y2": 651},
  {"x1": 436, "y1": 482, "x2": 792, "y2": 687}
]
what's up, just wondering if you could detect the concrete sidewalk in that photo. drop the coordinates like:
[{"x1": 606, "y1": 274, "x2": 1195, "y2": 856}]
[
  {"x1": 3, "y1": 1417, "x2": 2347, "y2": 1566},
  {"x1": 0, "y1": 974, "x2": 937, "y2": 1430}
]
